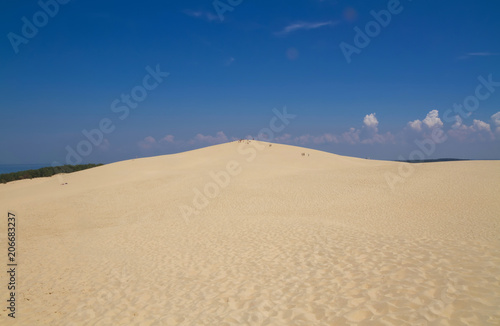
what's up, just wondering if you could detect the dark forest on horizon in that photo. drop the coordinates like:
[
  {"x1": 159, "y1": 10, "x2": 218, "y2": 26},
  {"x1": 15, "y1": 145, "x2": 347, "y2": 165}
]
[{"x1": 0, "y1": 164, "x2": 103, "y2": 184}]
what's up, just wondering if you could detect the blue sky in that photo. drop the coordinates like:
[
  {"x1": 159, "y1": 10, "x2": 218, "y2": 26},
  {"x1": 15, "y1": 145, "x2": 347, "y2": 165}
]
[{"x1": 1, "y1": 0, "x2": 499, "y2": 164}]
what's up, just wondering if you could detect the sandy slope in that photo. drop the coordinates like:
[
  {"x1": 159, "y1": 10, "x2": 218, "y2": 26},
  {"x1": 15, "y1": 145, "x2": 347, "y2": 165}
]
[{"x1": 0, "y1": 141, "x2": 499, "y2": 325}]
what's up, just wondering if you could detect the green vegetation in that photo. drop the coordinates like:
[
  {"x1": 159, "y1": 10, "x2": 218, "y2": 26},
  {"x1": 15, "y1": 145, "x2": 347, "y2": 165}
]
[
  {"x1": 0, "y1": 164, "x2": 103, "y2": 184},
  {"x1": 396, "y1": 158, "x2": 469, "y2": 163}
]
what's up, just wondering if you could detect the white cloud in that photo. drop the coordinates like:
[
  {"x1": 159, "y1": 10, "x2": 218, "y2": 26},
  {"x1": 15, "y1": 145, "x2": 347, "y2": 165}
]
[
  {"x1": 290, "y1": 113, "x2": 393, "y2": 145},
  {"x1": 361, "y1": 132, "x2": 395, "y2": 145},
  {"x1": 408, "y1": 119, "x2": 423, "y2": 132},
  {"x1": 138, "y1": 135, "x2": 176, "y2": 150},
  {"x1": 408, "y1": 110, "x2": 443, "y2": 132},
  {"x1": 275, "y1": 21, "x2": 338, "y2": 36},
  {"x1": 191, "y1": 131, "x2": 228, "y2": 144},
  {"x1": 161, "y1": 135, "x2": 175, "y2": 143},
  {"x1": 360, "y1": 113, "x2": 394, "y2": 144},
  {"x1": 472, "y1": 119, "x2": 491, "y2": 133},
  {"x1": 491, "y1": 111, "x2": 500, "y2": 134},
  {"x1": 274, "y1": 133, "x2": 293, "y2": 143},
  {"x1": 138, "y1": 136, "x2": 156, "y2": 149},
  {"x1": 342, "y1": 127, "x2": 361, "y2": 145},
  {"x1": 422, "y1": 110, "x2": 443, "y2": 129},
  {"x1": 319, "y1": 133, "x2": 338, "y2": 144},
  {"x1": 139, "y1": 132, "x2": 230, "y2": 150},
  {"x1": 294, "y1": 133, "x2": 339, "y2": 145},
  {"x1": 363, "y1": 113, "x2": 379, "y2": 130},
  {"x1": 294, "y1": 134, "x2": 315, "y2": 145},
  {"x1": 448, "y1": 117, "x2": 494, "y2": 142},
  {"x1": 452, "y1": 115, "x2": 464, "y2": 129}
]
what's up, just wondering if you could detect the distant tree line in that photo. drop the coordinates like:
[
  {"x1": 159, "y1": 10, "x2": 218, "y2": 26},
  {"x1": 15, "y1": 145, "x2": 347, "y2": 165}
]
[
  {"x1": 396, "y1": 158, "x2": 469, "y2": 163},
  {"x1": 0, "y1": 164, "x2": 103, "y2": 184}
]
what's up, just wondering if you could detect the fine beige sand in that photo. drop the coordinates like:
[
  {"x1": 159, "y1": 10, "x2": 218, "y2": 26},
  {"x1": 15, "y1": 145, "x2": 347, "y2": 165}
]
[{"x1": 1, "y1": 141, "x2": 499, "y2": 325}]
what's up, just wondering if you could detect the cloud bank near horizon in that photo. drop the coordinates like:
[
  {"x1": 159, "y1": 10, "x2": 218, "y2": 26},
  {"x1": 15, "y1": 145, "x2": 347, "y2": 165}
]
[{"x1": 135, "y1": 110, "x2": 500, "y2": 152}]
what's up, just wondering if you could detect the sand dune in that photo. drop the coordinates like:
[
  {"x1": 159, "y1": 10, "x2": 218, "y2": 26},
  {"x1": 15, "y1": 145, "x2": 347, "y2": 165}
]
[{"x1": 1, "y1": 141, "x2": 499, "y2": 325}]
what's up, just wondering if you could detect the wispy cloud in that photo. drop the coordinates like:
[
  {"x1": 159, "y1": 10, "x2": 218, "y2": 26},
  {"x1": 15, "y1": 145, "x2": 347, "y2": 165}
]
[
  {"x1": 138, "y1": 132, "x2": 229, "y2": 150},
  {"x1": 457, "y1": 52, "x2": 500, "y2": 60},
  {"x1": 467, "y1": 52, "x2": 500, "y2": 56},
  {"x1": 190, "y1": 131, "x2": 228, "y2": 145},
  {"x1": 183, "y1": 10, "x2": 218, "y2": 22},
  {"x1": 275, "y1": 21, "x2": 338, "y2": 36},
  {"x1": 161, "y1": 135, "x2": 175, "y2": 143},
  {"x1": 138, "y1": 136, "x2": 157, "y2": 150}
]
